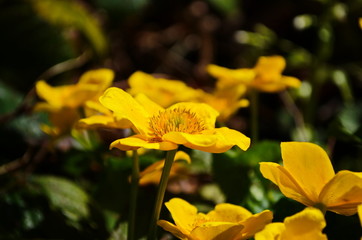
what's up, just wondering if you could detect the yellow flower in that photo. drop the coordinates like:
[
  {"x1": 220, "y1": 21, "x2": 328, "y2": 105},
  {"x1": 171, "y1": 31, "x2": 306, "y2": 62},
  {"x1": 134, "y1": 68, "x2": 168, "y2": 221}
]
[
  {"x1": 100, "y1": 87, "x2": 250, "y2": 153},
  {"x1": 34, "y1": 69, "x2": 114, "y2": 136},
  {"x1": 127, "y1": 71, "x2": 203, "y2": 108},
  {"x1": 260, "y1": 142, "x2": 362, "y2": 216},
  {"x1": 35, "y1": 69, "x2": 114, "y2": 111},
  {"x1": 158, "y1": 198, "x2": 273, "y2": 240},
  {"x1": 255, "y1": 207, "x2": 327, "y2": 240},
  {"x1": 208, "y1": 56, "x2": 301, "y2": 93},
  {"x1": 138, "y1": 151, "x2": 191, "y2": 186},
  {"x1": 198, "y1": 85, "x2": 249, "y2": 123}
]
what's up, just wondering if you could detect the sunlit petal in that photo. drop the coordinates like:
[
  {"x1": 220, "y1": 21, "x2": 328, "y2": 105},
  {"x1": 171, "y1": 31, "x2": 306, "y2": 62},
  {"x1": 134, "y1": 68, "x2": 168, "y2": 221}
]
[
  {"x1": 110, "y1": 135, "x2": 178, "y2": 151},
  {"x1": 237, "y1": 210, "x2": 273, "y2": 239},
  {"x1": 191, "y1": 222, "x2": 244, "y2": 240},
  {"x1": 281, "y1": 142, "x2": 335, "y2": 203},
  {"x1": 157, "y1": 220, "x2": 189, "y2": 239},
  {"x1": 282, "y1": 207, "x2": 327, "y2": 240},
  {"x1": 259, "y1": 162, "x2": 315, "y2": 206},
  {"x1": 319, "y1": 170, "x2": 362, "y2": 215},
  {"x1": 99, "y1": 87, "x2": 150, "y2": 135},
  {"x1": 254, "y1": 222, "x2": 285, "y2": 240}
]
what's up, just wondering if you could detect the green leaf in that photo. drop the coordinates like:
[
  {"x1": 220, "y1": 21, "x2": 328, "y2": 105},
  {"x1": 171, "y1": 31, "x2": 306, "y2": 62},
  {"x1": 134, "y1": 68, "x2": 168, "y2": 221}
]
[
  {"x1": 29, "y1": 0, "x2": 107, "y2": 56},
  {"x1": 30, "y1": 175, "x2": 90, "y2": 222}
]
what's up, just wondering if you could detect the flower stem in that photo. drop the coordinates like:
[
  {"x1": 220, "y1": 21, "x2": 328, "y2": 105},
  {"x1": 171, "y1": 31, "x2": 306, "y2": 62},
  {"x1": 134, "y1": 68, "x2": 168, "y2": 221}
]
[
  {"x1": 148, "y1": 149, "x2": 178, "y2": 240},
  {"x1": 128, "y1": 150, "x2": 140, "y2": 240},
  {"x1": 250, "y1": 89, "x2": 259, "y2": 143}
]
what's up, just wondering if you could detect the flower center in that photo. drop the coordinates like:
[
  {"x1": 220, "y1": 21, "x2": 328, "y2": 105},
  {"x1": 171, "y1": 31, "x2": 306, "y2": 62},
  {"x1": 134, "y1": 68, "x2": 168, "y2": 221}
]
[{"x1": 149, "y1": 108, "x2": 206, "y2": 142}]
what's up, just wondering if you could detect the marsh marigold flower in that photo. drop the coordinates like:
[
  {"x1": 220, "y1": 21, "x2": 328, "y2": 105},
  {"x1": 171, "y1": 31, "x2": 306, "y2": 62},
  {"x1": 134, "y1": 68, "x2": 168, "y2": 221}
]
[
  {"x1": 260, "y1": 142, "x2": 362, "y2": 216},
  {"x1": 255, "y1": 207, "x2": 327, "y2": 240},
  {"x1": 208, "y1": 56, "x2": 301, "y2": 93},
  {"x1": 158, "y1": 198, "x2": 273, "y2": 240},
  {"x1": 127, "y1": 71, "x2": 203, "y2": 108},
  {"x1": 99, "y1": 87, "x2": 250, "y2": 153},
  {"x1": 35, "y1": 68, "x2": 114, "y2": 136}
]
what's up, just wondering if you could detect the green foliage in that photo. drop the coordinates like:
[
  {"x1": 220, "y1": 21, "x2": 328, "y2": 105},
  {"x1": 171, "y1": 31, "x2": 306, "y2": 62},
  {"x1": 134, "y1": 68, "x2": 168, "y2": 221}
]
[{"x1": 30, "y1": 175, "x2": 90, "y2": 224}]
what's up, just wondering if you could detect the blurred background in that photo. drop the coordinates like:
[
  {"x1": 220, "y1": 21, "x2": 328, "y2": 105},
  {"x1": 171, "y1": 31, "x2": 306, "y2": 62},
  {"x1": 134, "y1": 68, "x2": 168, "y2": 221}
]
[{"x1": 0, "y1": 0, "x2": 362, "y2": 239}]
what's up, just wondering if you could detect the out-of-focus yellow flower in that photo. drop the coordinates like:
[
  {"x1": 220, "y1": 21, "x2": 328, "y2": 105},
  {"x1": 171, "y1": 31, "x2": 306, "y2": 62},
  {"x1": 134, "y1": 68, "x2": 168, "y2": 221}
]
[
  {"x1": 127, "y1": 71, "x2": 203, "y2": 108},
  {"x1": 100, "y1": 87, "x2": 250, "y2": 153},
  {"x1": 359, "y1": 18, "x2": 362, "y2": 29},
  {"x1": 208, "y1": 56, "x2": 301, "y2": 93},
  {"x1": 260, "y1": 142, "x2": 362, "y2": 216},
  {"x1": 198, "y1": 85, "x2": 249, "y2": 123},
  {"x1": 255, "y1": 207, "x2": 327, "y2": 240},
  {"x1": 158, "y1": 198, "x2": 273, "y2": 240},
  {"x1": 35, "y1": 69, "x2": 114, "y2": 111},
  {"x1": 138, "y1": 151, "x2": 191, "y2": 186},
  {"x1": 35, "y1": 69, "x2": 114, "y2": 136}
]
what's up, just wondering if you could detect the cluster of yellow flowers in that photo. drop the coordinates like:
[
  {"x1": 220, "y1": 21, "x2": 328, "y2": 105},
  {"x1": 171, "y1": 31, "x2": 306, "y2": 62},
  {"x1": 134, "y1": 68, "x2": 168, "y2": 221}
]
[{"x1": 33, "y1": 55, "x2": 362, "y2": 239}]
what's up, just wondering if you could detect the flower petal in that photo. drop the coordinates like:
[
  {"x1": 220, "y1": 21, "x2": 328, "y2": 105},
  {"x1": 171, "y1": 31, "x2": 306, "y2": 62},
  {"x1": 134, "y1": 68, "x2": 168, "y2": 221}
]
[
  {"x1": 164, "y1": 198, "x2": 200, "y2": 234},
  {"x1": 254, "y1": 223, "x2": 285, "y2": 240},
  {"x1": 214, "y1": 127, "x2": 250, "y2": 151},
  {"x1": 99, "y1": 87, "x2": 151, "y2": 135},
  {"x1": 237, "y1": 210, "x2": 273, "y2": 239},
  {"x1": 157, "y1": 220, "x2": 189, "y2": 239},
  {"x1": 191, "y1": 222, "x2": 244, "y2": 240},
  {"x1": 134, "y1": 93, "x2": 164, "y2": 116},
  {"x1": 282, "y1": 207, "x2": 327, "y2": 240},
  {"x1": 110, "y1": 135, "x2": 177, "y2": 151},
  {"x1": 163, "y1": 132, "x2": 218, "y2": 148},
  {"x1": 206, "y1": 203, "x2": 252, "y2": 222},
  {"x1": 281, "y1": 142, "x2": 335, "y2": 203},
  {"x1": 259, "y1": 162, "x2": 315, "y2": 206},
  {"x1": 319, "y1": 170, "x2": 362, "y2": 215},
  {"x1": 78, "y1": 68, "x2": 114, "y2": 90},
  {"x1": 78, "y1": 115, "x2": 132, "y2": 129}
]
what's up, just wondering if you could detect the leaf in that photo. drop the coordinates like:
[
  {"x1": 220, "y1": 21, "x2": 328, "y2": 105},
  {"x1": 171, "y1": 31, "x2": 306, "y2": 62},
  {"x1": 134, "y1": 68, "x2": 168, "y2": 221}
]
[
  {"x1": 30, "y1": 0, "x2": 107, "y2": 55},
  {"x1": 31, "y1": 175, "x2": 90, "y2": 222}
]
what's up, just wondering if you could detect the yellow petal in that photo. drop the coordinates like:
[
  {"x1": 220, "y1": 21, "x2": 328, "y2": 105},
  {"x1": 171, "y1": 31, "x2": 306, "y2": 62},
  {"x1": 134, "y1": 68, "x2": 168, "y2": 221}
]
[
  {"x1": 163, "y1": 132, "x2": 218, "y2": 148},
  {"x1": 175, "y1": 151, "x2": 191, "y2": 164},
  {"x1": 214, "y1": 127, "x2": 250, "y2": 151},
  {"x1": 237, "y1": 210, "x2": 273, "y2": 239},
  {"x1": 191, "y1": 222, "x2": 244, "y2": 240},
  {"x1": 35, "y1": 80, "x2": 74, "y2": 108},
  {"x1": 164, "y1": 198, "x2": 200, "y2": 234},
  {"x1": 110, "y1": 135, "x2": 178, "y2": 151},
  {"x1": 319, "y1": 170, "x2": 362, "y2": 215},
  {"x1": 281, "y1": 142, "x2": 335, "y2": 203},
  {"x1": 254, "y1": 56, "x2": 286, "y2": 77},
  {"x1": 78, "y1": 68, "x2": 114, "y2": 90},
  {"x1": 206, "y1": 203, "x2": 252, "y2": 222},
  {"x1": 77, "y1": 115, "x2": 132, "y2": 129},
  {"x1": 134, "y1": 93, "x2": 164, "y2": 116},
  {"x1": 282, "y1": 207, "x2": 327, "y2": 240},
  {"x1": 157, "y1": 220, "x2": 189, "y2": 239},
  {"x1": 259, "y1": 162, "x2": 315, "y2": 206},
  {"x1": 281, "y1": 76, "x2": 302, "y2": 88},
  {"x1": 254, "y1": 223, "x2": 285, "y2": 240},
  {"x1": 99, "y1": 87, "x2": 151, "y2": 136}
]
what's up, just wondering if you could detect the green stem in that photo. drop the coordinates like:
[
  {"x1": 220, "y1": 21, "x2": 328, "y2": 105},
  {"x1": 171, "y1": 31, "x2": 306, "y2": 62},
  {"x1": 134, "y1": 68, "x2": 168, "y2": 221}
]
[
  {"x1": 128, "y1": 150, "x2": 140, "y2": 240},
  {"x1": 147, "y1": 149, "x2": 178, "y2": 240},
  {"x1": 250, "y1": 90, "x2": 259, "y2": 143}
]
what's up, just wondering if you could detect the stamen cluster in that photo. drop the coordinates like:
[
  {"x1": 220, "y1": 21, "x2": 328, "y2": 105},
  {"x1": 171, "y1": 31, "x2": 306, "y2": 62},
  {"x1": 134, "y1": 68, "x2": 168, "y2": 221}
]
[{"x1": 149, "y1": 108, "x2": 206, "y2": 142}]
